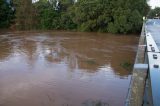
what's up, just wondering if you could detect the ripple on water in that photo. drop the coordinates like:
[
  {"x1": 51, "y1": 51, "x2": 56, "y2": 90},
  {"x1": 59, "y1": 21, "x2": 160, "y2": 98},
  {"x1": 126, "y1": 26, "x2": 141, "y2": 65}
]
[{"x1": 0, "y1": 31, "x2": 138, "y2": 106}]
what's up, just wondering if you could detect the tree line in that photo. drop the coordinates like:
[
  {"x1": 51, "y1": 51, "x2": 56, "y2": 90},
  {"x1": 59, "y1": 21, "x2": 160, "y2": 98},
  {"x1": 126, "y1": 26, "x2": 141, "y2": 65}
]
[
  {"x1": 0, "y1": 0, "x2": 152, "y2": 34},
  {"x1": 148, "y1": 7, "x2": 160, "y2": 19}
]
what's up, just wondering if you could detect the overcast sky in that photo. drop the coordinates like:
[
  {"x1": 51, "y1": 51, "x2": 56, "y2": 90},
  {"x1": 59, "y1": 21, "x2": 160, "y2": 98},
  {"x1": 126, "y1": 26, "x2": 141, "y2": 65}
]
[
  {"x1": 148, "y1": 0, "x2": 160, "y2": 9},
  {"x1": 32, "y1": 0, "x2": 39, "y2": 3}
]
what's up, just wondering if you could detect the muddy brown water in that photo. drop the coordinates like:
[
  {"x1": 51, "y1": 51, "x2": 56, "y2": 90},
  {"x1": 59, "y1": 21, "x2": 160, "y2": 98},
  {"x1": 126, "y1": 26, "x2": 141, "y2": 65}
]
[{"x1": 0, "y1": 31, "x2": 139, "y2": 106}]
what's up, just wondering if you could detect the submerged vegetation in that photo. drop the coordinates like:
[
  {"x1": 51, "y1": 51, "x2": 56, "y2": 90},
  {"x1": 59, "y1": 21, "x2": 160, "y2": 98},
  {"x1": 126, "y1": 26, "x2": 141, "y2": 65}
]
[
  {"x1": 1, "y1": 0, "x2": 151, "y2": 34},
  {"x1": 120, "y1": 61, "x2": 133, "y2": 71}
]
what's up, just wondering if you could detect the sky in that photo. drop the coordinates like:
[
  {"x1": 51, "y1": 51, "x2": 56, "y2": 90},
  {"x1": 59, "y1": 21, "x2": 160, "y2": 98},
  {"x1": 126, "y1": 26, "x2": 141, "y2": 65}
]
[
  {"x1": 32, "y1": 0, "x2": 39, "y2": 3},
  {"x1": 148, "y1": 0, "x2": 160, "y2": 9}
]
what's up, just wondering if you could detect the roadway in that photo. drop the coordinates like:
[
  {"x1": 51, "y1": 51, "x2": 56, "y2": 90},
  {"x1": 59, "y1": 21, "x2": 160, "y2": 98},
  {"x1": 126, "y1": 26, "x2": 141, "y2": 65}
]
[
  {"x1": 145, "y1": 19, "x2": 160, "y2": 49},
  {"x1": 145, "y1": 19, "x2": 160, "y2": 106}
]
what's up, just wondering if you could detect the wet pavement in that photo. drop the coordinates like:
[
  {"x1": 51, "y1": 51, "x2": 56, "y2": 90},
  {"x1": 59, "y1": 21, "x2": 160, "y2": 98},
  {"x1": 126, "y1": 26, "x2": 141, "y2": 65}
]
[{"x1": 145, "y1": 19, "x2": 160, "y2": 49}]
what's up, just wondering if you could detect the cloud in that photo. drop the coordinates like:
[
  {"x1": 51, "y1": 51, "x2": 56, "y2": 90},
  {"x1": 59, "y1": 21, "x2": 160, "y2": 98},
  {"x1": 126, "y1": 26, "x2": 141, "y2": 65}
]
[
  {"x1": 148, "y1": 0, "x2": 160, "y2": 9},
  {"x1": 32, "y1": 0, "x2": 39, "y2": 3}
]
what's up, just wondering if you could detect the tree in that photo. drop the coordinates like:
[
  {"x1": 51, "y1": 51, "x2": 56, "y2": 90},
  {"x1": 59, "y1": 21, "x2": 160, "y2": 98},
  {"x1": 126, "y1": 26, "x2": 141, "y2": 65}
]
[
  {"x1": 148, "y1": 7, "x2": 160, "y2": 19},
  {"x1": 33, "y1": 0, "x2": 61, "y2": 29},
  {"x1": 11, "y1": 0, "x2": 150, "y2": 34},
  {"x1": 70, "y1": 0, "x2": 149, "y2": 33},
  {"x1": 13, "y1": 0, "x2": 36, "y2": 30},
  {"x1": 0, "y1": 0, "x2": 14, "y2": 28}
]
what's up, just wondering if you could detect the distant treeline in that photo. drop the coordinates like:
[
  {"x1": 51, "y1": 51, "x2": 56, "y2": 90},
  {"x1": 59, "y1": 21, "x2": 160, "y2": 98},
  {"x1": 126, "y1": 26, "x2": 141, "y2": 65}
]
[
  {"x1": 0, "y1": 0, "x2": 153, "y2": 34},
  {"x1": 148, "y1": 7, "x2": 160, "y2": 19}
]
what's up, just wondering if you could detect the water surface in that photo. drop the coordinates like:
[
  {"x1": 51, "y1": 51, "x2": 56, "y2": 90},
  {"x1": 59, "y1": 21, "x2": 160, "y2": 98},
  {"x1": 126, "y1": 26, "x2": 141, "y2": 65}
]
[{"x1": 0, "y1": 31, "x2": 138, "y2": 106}]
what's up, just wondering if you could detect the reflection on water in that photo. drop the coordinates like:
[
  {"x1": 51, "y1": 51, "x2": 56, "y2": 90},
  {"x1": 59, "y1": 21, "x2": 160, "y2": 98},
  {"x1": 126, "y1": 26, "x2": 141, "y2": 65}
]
[{"x1": 0, "y1": 31, "x2": 138, "y2": 106}]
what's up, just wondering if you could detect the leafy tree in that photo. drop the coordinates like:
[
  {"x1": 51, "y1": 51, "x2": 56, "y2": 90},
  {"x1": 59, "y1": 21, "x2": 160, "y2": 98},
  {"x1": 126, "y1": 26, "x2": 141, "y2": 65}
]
[
  {"x1": 0, "y1": 0, "x2": 14, "y2": 28},
  {"x1": 13, "y1": 0, "x2": 36, "y2": 30},
  {"x1": 11, "y1": 0, "x2": 150, "y2": 34},
  {"x1": 33, "y1": 0, "x2": 61, "y2": 29},
  {"x1": 70, "y1": 0, "x2": 149, "y2": 33},
  {"x1": 34, "y1": 0, "x2": 76, "y2": 30},
  {"x1": 148, "y1": 7, "x2": 160, "y2": 19}
]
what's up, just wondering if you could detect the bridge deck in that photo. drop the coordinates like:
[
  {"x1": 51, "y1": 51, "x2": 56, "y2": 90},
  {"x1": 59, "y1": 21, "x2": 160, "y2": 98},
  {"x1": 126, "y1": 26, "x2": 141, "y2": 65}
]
[
  {"x1": 144, "y1": 19, "x2": 160, "y2": 106},
  {"x1": 145, "y1": 19, "x2": 160, "y2": 49}
]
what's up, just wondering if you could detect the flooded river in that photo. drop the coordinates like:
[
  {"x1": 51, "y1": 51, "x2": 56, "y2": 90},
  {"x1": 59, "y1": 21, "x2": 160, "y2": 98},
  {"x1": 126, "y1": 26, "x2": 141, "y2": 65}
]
[{"x1": 0, "y1": 31, "x2": 138, "y2": 106}]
